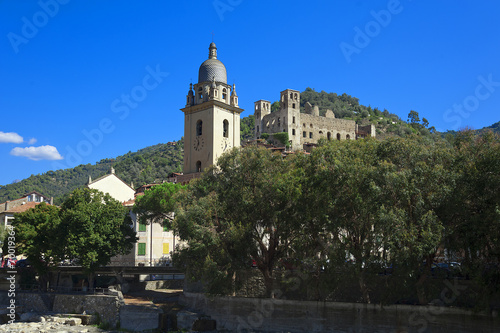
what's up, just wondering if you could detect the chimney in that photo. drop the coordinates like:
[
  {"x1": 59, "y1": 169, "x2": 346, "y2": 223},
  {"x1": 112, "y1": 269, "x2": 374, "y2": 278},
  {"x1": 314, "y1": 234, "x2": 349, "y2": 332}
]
[
  {"x1": 50, "y1": 197, "x2": 54, "y2": 205},
  {"x1": 4, "y1": 201, "x2": 8, "y2": 210},
  {"x1": 88, "y1": 175, "x2": 92, "y2": 185},
  {"x1": 110, "y1": 166, "x2": 115, "y2": 174}
]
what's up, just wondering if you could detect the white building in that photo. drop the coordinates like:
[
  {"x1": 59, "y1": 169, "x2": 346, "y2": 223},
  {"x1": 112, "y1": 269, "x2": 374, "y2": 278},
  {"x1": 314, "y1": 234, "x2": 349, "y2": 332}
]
[{"x1": 88, "y1": 169, "x2": 179, "y2": 266}]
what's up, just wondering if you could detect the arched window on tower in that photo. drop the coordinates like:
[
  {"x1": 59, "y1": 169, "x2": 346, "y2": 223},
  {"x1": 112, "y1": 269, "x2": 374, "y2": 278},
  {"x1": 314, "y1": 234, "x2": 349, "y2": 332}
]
[
  {"x1": 223, "y1": 119, "x2": 229, "y2": 138},
  {"x1": 327, "y1": 132, "x2": 331, "y2": 140},
  {"x1": 337, "y1": 133, "x2": 341, "y2": 140},
  {"x1": 222, "y1": 88, "x2": 227, "y2": 100},
  {"x1": 196, "y1": 120, "x2": 203, "y2": 136},
  {"x1": 346, "y1": 134, "x2": 350, "y2": 140},
  {"x1": 196, "y1": 161, "x2": 202, "y2": 172}
]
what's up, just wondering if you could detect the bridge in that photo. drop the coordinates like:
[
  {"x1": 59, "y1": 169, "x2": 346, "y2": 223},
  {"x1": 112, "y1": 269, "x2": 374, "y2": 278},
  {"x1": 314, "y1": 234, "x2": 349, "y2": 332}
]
[{"x1": 0, "y1": 266, "x2": 183, "y2": 275}]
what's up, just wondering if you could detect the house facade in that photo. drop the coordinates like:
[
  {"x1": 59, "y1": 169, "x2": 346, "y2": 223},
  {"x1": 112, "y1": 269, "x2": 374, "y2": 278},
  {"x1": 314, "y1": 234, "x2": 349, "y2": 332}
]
[
  {"x1": 0, "y1": 191, "x2": 53, "y2": 229},
  {"x1": 88, "y1": 169, "x2": 179, "y2": 266}
]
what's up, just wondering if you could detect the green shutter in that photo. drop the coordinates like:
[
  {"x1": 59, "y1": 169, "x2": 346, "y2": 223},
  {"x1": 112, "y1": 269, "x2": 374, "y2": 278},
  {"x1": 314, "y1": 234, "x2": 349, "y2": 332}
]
[
  {"x1": 138, "y1": 243, "x2": 146, "y2": 256},
  {"x1": 163, "y1": 225, "x2": 168, "y2": 232},
  {"x1": 139, "y1": 222, "x2": 146, "y2": 232}
]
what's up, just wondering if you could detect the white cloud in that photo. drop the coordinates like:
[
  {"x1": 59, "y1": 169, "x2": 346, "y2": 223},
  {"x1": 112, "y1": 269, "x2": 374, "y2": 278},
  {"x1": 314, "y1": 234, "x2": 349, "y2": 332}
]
[
  {"x1": 0, "y1": 131, "x2": 23, "y2": 143},
  {"x1": 10, "y1": 145, "x2": 63, "y2": 161},
  {"x1": 28, "y1": 138, "x2": 37, "y2": 145}
]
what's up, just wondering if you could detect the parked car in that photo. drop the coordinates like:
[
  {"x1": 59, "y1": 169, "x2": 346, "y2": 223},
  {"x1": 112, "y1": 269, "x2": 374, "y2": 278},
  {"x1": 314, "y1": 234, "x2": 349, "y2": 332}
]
[
  {"x1": 1, "y1": 257, "x2": 17, "y2": 268},
  {"x1": 15, "y1": 259, "x2": 31, "y2": 268},
  {"x1": 431, "y1": 262, "x2": 462, "y2": 278}
]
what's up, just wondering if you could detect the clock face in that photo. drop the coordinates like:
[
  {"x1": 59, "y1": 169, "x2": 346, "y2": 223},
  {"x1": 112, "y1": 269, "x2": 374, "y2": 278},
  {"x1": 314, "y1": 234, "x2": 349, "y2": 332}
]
[
  {"x1": 193, "y1": 136, "x2": 204, "y2": 151},
  {"x1": 221, "y1": 138, "x2": 231, "y2": 152}
]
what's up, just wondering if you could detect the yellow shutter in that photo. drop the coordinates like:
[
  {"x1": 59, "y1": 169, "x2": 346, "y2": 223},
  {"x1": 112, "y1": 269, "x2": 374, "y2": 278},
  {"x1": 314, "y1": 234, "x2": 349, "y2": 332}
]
[{"x1": 163, "y1": 243, "x2": 170, "y2": 254}]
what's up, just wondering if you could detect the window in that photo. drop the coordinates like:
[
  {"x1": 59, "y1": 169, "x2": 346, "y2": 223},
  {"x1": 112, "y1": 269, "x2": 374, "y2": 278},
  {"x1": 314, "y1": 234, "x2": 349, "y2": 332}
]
[
  {"x1": 223, "y1": 119, "x2": 229, "y2": 138},
  {"x1": 196, "y1": 161, "x2": 202, "y2": 172},
  {"x1": 222, "y1": 88, "x2": 227, "y2": 100},
  {"x1": 139, "y1": 222, "x2": 146, "y2": 232},
  {"x1": 196, "y1": 120, "x2": 203, "y2": 136},
  {"x1": 292, "y1": 129, "x2": 296, "y2": 135},
  {"x1": 163, "y1": 225, "x2": 169, "y2": 232},
  {"x1": 346, "y1": 134, "x2": 350, "y2": 140},
  {"x1": 327, "y1": 132, "x2": 331, "y2": 140},
  {"x1": 257, "y1": 125, "x2": 259, "y2": 133},
  {"x1": 293, "y1": 116, "x2": 295, "y2": 124},
  {"x1": 138, "y1": 243, "x2": 146, "y2": 256},
  {"x1": 163, "y1": 243, "x2": 170, "y2": 255},
  {"x1": 337, "y1": 133, "x2": 341, "y2": 140},
  {"x1": 292, "y1": 103, "x2": 295, "y2": 109},
  {"x1": 309, "y1": 132, "x2": 313, "y2": 139},
  {"x1": 303, "y1": 131, "x2": 306, "y2": 138}
]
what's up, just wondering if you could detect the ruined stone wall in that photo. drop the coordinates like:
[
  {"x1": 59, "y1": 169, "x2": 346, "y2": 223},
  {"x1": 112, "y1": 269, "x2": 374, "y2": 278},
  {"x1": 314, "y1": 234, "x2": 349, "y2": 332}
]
[{"x1": 299, "y1": 113, "x2": 356, "y2": 144}]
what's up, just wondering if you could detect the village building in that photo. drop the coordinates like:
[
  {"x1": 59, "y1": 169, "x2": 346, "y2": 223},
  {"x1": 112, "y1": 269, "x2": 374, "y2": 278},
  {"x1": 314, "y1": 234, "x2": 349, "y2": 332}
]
[
  {"x1": 0, "y1": 191, "x2": 53, "y2": 229},
  {"x1": 87, "y1": 168, "x2": 179, "y2": 266}
]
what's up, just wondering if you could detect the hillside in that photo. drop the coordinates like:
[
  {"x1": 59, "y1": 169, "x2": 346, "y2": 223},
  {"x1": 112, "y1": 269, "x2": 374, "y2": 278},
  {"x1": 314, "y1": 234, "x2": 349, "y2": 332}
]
[
  {"x1": 443, "y1": 120, "x2": 500, "y2": 137},
  {"x1": 0, "y1": 89, "x2": 496, "y2": 204},
  {"x1": 0, "y1": 140, "x2": 183, "y2": 205}
]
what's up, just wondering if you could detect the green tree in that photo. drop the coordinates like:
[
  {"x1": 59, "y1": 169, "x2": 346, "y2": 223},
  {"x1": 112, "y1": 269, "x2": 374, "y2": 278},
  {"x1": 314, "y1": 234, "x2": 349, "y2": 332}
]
[
  {"x1": 407, "y1": 110, "x2": 420, "y2": 126},
  {"x1": 12, "y1": 202, "x2": 62, "y2": 290},
  {"x1": 271, "y1": 101, "x2": 280, "y2": 113},
  {"x1": 173, "y1": 146, "x2": 303, "y2": 296},
  {"x1": 375, "y1": 136, "x2": 454, "y2": 304},
  {"x1": 59, "y1": 188, "x2": 137, "y2": 278},
  {"x1": 443, "y1": 130, "x2": 500, "y2": 307},
  {"x1": 302, "y1": 138, "x2": 385, "y2": 303},
  {"x1": 132, "y1": 182, "x2": 187, "y2": 229}
]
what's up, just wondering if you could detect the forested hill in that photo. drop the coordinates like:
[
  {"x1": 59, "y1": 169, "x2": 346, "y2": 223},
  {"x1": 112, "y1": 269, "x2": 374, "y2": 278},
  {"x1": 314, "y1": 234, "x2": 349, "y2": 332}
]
[
  {"x1": 0, "y1": 140, "x2": 184, "y2": 205},
  {"x1": 1, "y1": 88, "x2": 496, "y2": 204},
  {"x1": 443, "y1": 121, "x2": 500, "y2": 136}
]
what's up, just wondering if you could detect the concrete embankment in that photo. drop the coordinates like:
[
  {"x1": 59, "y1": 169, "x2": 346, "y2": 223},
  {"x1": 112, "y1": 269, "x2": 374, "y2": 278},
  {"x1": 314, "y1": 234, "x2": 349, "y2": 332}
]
[{"x1": 179, "y1": 291, "x2": 500, "y2": 333}]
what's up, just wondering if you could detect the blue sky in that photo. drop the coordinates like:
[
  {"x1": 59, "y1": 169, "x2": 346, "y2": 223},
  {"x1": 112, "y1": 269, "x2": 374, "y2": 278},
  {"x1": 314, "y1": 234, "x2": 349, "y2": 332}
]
[{"x1": 0, "y1": 1, "x2": 499, "y2": 186}]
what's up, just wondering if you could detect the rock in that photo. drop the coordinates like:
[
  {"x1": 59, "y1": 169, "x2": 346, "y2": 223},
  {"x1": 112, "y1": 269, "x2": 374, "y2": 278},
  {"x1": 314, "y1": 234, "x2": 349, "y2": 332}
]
[
  {"x1": 192, "y1": 317, "x2": 217, "y2": 331},
  {"x1": 19, "y1": 312, "x2": 37, "y2": 322},
  {"x1": 65, "y1": 317, "x2": 82, "y2": 326}
]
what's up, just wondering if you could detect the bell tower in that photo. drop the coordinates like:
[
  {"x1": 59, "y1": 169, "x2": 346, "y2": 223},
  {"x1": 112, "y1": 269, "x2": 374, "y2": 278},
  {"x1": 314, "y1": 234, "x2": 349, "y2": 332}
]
[{"x1": 181, "y1": 42, "x2": 244, "y2": 174}]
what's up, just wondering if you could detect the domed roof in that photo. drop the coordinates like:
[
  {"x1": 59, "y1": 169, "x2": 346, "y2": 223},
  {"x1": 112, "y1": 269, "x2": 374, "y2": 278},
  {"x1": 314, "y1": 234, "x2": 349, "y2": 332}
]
[{"x1": 198, "y1": 43, "x2": 227, "y2": 84}]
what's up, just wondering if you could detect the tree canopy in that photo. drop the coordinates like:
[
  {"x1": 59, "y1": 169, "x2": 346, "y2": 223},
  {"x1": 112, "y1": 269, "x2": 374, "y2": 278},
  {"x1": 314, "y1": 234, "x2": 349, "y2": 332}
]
[
  {"x1": 171, "y1": 131, "x2": 500, "y2": 307},
  {"x1": 13, "y1": 188, "x2": 137, "y2": 282},
  {"x1": 132, "y1": 182, "x2": 187, "y2": 229}
]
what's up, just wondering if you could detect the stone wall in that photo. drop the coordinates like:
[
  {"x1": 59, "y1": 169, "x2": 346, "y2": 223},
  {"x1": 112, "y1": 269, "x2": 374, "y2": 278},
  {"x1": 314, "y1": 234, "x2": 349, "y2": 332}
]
[
  {"x1": 15, "y1": 293, "x2": 121, "y2": 328},
  {"x1": 52, "y1": 294, "x2": 121, "y2": 327},
  {"x1": 300, "y1": 113, "x2": 356, "y2": 143},
  {"x1": 180, "y1": 292, "x2": 500, "y2": 333}
]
